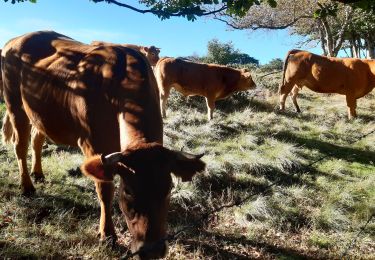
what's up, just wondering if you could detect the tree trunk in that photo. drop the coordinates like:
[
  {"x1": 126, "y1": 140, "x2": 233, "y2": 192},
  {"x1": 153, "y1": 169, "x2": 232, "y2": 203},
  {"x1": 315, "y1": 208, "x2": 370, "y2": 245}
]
[
  {"x1": 365, "y1": 36, "x2": 375, "y2": 59},
  {"x1": 320, "y1": 17, "x2": 335, "y2": 57}
]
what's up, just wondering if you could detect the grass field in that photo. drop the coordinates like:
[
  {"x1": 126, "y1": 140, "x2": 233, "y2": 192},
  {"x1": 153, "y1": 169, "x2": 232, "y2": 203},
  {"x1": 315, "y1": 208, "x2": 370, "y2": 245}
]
[{"x1": 0, "y1": 71, "x2": 374, "y2": 259}]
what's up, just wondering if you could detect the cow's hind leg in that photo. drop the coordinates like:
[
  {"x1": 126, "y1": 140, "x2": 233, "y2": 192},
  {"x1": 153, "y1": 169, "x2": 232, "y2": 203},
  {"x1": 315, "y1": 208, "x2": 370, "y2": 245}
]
[
  {"x1": 160, "y1": 88, "x2": 170, "y2": 118},
  {"x1": 346, "y1": 94, "x2": 357, "y2": 120},
  {"x1": 205, "y1": 97, "x2": 215, "y2": 120},
  {"x1": 291, "y1": 86, "x2": 301, "y2": 113},
  {"x1": 31, "y1": 127, "x2": 46, "y2": 183},
  {"x1": 8, "y1": 110, "x2": 34, "y2": 195},
  {"x1": 95, "y1": 181, "x2": 117, "y2": 245},
  {"x1": 279, "y1": 82, "x2": 295, "y2": 111}
]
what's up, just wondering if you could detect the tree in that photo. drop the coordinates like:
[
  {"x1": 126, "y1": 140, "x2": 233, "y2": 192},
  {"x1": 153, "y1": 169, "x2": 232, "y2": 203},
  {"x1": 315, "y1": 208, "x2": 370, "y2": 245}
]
[
  {"x1": 221, "y1": 0, "x2": 353, "y2": 57},
  {"x1": 342, "y1": 8, "x2": 375, "y2": 58},
  {"x1": 202, "y1": 39, "x2": 258, "y2": 66},
  {"x1": 261, "y1": 58, "x2": 283, "y2": 71}
]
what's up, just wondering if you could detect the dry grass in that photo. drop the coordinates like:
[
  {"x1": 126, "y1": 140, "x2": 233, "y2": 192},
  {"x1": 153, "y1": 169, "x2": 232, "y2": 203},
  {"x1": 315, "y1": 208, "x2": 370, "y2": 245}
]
[{"x1": 0, "y1": 72, "x2": 374, "y2": 259}]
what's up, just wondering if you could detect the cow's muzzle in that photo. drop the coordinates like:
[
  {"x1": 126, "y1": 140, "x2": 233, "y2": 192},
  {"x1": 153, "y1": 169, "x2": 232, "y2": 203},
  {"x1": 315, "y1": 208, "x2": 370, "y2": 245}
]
[{"x1": 132, "y1": 240, "x2": 168, "y2": 259}]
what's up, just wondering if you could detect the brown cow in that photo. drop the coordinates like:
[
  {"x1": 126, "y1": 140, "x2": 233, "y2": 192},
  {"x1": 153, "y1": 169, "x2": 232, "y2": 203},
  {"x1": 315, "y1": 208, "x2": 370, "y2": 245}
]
[
  {"x1": 1, "y1": 31, "x2": 205, "y2": 259},
  {"x1": 279, "y1": 49, "x2": 375, "y2": 119},
  {"x1": 91, "y1": 40, "x2": 160, "y2": 66},
  {"x1": 154, "y1": 57, "x2": 256, "y2": 120}
]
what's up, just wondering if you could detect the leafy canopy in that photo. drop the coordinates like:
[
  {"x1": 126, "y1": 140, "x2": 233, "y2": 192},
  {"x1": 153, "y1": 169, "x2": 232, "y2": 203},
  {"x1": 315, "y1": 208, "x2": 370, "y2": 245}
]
[{"x1": 203, "y1": 39, "x2": 259, "y2": 65}]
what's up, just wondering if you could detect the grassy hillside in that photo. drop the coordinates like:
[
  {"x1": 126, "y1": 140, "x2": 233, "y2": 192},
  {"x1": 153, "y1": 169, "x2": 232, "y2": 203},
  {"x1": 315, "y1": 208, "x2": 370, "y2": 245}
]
[{"x1": 0, "y1": 72, "x2": 374, "y2": 259}]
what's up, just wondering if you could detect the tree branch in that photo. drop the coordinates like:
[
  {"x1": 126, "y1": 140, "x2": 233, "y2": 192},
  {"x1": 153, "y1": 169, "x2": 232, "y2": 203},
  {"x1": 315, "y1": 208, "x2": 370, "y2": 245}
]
[
  {"x1": 97, "y1": 0, "x2": 228, "y2": 18},
  {"x1": 214, "y1": 14, "x2": 312, "y2": 30}
]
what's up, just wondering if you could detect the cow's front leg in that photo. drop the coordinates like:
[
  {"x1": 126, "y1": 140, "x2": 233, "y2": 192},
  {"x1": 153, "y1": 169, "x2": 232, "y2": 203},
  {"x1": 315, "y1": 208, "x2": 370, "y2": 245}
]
[
  {"x1": 205, "y1": 97, "x2": 215, "y2": 120},
  {"x1": 346, "y1": 94, "x2": 357, "y2": 120},
  {"x1": 95, "y1": 181, "x2": 117, "y2": 244}
]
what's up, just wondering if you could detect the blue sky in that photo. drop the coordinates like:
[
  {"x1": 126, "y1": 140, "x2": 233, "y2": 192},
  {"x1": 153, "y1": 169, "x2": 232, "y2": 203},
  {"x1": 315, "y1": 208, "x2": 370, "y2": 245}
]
[{"x1": 0, "y1": 0, "x2": 321, "y2": 64}]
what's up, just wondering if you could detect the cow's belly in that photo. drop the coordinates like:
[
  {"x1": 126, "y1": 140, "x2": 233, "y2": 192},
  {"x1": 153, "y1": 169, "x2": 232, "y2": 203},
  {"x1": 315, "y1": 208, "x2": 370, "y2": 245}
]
[
  {"x1": 299, "y1": 78, "x2": 346, "y2": 95},
  {"x1": 24, "y1": 104, "x2": 80, "y2": 146},
  {"x1": 173, "y1": 83, "x2": 203, "y2": 97},
  {"x1": 21, "y1": 91, "x2": 82, "y2": 146}
]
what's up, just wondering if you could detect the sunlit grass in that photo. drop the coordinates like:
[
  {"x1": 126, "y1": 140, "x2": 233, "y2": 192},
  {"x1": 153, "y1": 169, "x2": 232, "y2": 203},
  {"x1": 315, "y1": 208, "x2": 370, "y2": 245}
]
[{"x1": 1, "y1": 71, "x2": 374, "y2": 259}]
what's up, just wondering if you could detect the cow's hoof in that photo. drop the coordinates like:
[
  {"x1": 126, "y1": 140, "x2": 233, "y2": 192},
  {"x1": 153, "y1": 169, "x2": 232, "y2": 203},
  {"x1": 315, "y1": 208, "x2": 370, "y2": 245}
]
[
  {"x1": 31, "y1": 172, "x2": 45, "y2": 183},
  {"x1": 21, "y1": 186, "x2": 36, "y2": 197},
  {"x1": 99, "y1": 235, "x2": 118, "y2": 248}
]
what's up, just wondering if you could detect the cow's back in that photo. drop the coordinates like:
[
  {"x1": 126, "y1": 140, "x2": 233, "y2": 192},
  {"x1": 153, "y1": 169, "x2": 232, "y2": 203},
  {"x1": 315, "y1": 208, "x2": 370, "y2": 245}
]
[{"x1": 2, "y1": 31, "x2": 162, "y2": 154}]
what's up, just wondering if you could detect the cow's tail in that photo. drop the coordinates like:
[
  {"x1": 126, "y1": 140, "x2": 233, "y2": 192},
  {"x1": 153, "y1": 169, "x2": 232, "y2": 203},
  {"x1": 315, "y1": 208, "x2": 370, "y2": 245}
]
[
  {"x1": 2, "y1": 112, "x2": 14, "y2": 145},
  {"x1": 279, "y1": 49, "x2": 300, "y2": 94}
]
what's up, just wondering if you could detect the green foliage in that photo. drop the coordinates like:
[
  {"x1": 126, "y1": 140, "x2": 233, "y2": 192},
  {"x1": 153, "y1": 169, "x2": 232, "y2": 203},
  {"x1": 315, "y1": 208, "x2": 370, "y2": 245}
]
[
  {"x1": 313, "y1": 2, "x2": 339, "y2": 19},
  {"x1": 335, "y1": 0, "x2": 375, "y2": 12},
  {"x1": 202, "y1": 39, "x2": 259, "y2": 65},
  {"x1": 260, "y1": 58, "x2": 283, "y2": 71}
]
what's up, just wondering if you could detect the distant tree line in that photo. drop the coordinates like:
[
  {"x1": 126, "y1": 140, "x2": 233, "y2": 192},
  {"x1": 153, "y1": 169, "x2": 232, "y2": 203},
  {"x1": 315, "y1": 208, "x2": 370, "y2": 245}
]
[{"x1": 185, "y1": 39, "x2": 284, "y2": 72}]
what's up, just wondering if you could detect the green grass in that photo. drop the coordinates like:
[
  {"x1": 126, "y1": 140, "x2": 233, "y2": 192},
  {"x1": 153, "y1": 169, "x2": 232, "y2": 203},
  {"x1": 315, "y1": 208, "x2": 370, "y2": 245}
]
[{"x1": 1, "y1": 72, "x2": 374, "y2": 259}]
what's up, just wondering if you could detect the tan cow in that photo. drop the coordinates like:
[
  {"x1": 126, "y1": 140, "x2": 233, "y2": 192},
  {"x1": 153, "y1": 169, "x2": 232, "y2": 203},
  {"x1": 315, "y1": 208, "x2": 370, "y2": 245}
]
[
  {"x1": 1, "y1": 31, "x2": 205, "y2": 259},
  {"x1": 155, "y1": 57, "x2": 256, "y2": 120},
  {"x1": 91, "y1": 40, "x2": 160, "y2": 66},
  {"x1": 279, "y1": 49, "x2": 375, "y2": 119}
]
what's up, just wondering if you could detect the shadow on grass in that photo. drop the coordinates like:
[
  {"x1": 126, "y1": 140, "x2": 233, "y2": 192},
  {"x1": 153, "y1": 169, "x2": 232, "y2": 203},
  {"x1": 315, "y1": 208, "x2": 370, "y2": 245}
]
[
  {"x1": 273, "y1": 131, "x2": 375, "y2": 165},
  {"x1": 41, "y1": 143, "x2": 81, "y2": 157},
  {"x1": 176, "y1": 230, "x2": 320, "y2": 260},
  {"x1": 358, "y1": 113, "x2": 375, "y2": 123},
  {"x1": 0, "y1": 240, "x2": 40, "y2": 259}
]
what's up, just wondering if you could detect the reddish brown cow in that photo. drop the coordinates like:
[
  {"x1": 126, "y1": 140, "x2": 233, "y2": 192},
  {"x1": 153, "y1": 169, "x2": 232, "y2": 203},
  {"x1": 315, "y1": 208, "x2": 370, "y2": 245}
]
[
  {"x1": 279, "y1": 49, "x2": 375, "y2": 119},
  {"x1": 91, "y1": 40, "x2": 160, "y2": 66},
  {"x1": 154, "y1": 57, "x2": 256, "y2": 120},
  {"x1": 1, "y1": 31, "x2": 205, "y2": 259}
]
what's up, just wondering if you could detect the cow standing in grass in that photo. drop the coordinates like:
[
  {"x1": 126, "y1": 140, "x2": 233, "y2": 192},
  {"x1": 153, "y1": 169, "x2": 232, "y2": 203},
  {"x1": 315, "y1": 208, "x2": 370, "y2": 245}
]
[
  {"x1": 91, "y1": 40, "x2": 160, "y2": 67},
  {"x1": 154, "y1": 57, "x2": 256, "y2": 120},
  {"x1": 279, "y1": 49, "x2": 375, "y2": 119},
  {"x1": 1, "y1": 31, "x2": 205, "y2": 259}
]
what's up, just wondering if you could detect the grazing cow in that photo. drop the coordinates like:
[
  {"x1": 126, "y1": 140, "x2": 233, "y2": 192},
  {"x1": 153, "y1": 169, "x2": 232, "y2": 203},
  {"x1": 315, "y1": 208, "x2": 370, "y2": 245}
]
[
  {"x1": 1, "y1": 31, "x2": 205, "y2": 259},
  {"x1": 154, "y1": 57, "x2": 256, "y2": 120},
  {"x1": 91, "y1": 40, "x2": 160, "y2": 66},
  {"x1": 279, "y1": 49, "x2": 375, "y2": 119}
]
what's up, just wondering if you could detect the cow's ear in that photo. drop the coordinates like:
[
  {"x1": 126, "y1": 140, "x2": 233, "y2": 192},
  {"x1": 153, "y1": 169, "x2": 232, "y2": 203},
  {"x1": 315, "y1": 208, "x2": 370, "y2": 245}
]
[
  {"x1": 170, "y1": 151, "x2": 206, "y2": 182},
  {"x1": 81, "y1": 155, "x2": 114, "y2": 182},
  {"x1": 142, "y1": 46, "x2": 149, "y2": 53}
]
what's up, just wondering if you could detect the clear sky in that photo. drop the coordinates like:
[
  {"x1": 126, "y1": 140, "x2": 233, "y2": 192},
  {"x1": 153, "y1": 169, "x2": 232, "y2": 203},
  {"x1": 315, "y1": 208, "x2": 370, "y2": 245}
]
[{"x1": 0, "y1": 0, "x2": 322, "y2": 64}]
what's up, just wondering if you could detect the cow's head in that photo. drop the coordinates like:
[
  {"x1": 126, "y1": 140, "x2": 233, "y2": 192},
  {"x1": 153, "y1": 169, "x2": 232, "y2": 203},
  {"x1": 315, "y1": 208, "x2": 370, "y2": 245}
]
[
  {"x1": 81, "y1": 142, "x2": 205, "y2": 259},
  {"x1": 238, "y1": 68, "x2": 256, "y2": 91},
  {"x1": 141, "y1": 46, "x2": 161, "y2": 66}
]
